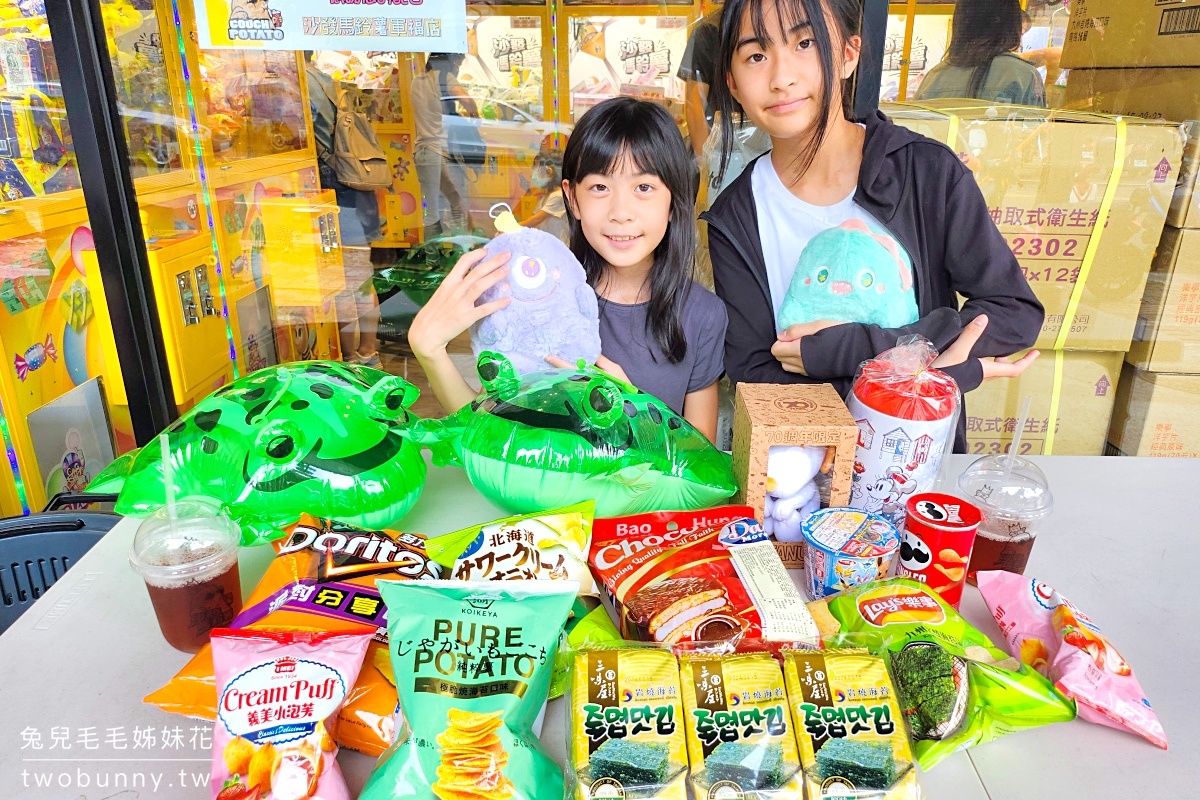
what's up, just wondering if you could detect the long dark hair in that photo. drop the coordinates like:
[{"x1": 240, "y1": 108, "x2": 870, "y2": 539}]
[
  {"x1": 710, "y1": 0, "x2": 862, "y2": 186},
  {"x1": 945, "y1": 0, "x2": 1024, "y2": 99},
  {"x1": 561, "y1": 97, "x2": 696, "y2": 364}
]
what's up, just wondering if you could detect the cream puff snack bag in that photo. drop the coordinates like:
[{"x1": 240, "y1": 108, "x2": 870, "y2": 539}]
[{"x1": 209, "y1": 628, "x2": 374, "y2": 800}]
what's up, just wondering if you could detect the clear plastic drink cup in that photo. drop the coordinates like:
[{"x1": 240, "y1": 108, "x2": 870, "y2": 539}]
[
  {"x1": 128, "y1": 499, "x2": 242, "y2": 653},
  {"x1": 956, "y1": 454, "x2": 1054, "y2": 583}
]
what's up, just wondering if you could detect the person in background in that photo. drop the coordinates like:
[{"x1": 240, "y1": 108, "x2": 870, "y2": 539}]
[
  {"x1": 915, "y1": 0, "x2": 1046, "y2": 106},
  {"x1": 519, "y1": 133, "x2": 570, "y2": 243},
  {"x1": 410, "y1": 53, "x2": 473, "y2": 237},
  {"x1": 305, "y1": 52, "x2": 382, "y2": 368},
  {"x1": 677, "y1": 10, "x2": 723, "y2": 159}
]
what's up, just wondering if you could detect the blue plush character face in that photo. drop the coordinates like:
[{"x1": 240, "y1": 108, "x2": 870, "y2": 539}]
[{"x1": 776, "y1": 220, "x2": 920, "y2": 331}]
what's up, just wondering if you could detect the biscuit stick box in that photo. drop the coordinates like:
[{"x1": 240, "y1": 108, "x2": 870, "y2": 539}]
[
  {"x1": 568, "y1": 646, "x2": 688, "y2": 800},
  {"x1": 783, "y1": 647, "x2": 919, "y2": 800},
  {"x1": 679, "y1": 650, "x2": 803, "y2": 799},
  {"x1": 361, "y1": 580, "x2": 577, "y2": 800}
]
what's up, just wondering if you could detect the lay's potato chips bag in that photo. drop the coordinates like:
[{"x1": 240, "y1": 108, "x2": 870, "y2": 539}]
[
  {"x1": 783, "y1": 647, "x2": 917, "y2": 800},
  {"x1": 679, "y1": 650, "x2": 803, "y2": 799},
  {"x1": 568, "y1": 646, "x2": 687, "y2": 800},
  {"x1": 145, "y1": 514, "x2": 441, "y2": 756},
  {"x1": 361, "y1": 580, "x2": 576, "y2": 800},
  {"x1": 426, "y1": 502, "x2": 622, "y2": 698}
]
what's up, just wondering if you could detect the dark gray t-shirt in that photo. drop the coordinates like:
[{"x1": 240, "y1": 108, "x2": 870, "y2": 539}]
[{"x1": 598, "y1": 282, "x2": 728, "y2": 414}]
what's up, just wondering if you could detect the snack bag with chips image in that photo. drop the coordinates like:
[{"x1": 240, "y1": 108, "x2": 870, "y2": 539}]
[
  {"x1": 147, "y1": 514, "x2": 442, "y2": 757},
  {"x1": 426, "y1": 502, "x2": 622, "y2": 698},
  {"x1": 567, "y1": 645, "x2": 688, "y2": 800},
  {"x1": 809, "y1": 578, "x2": 1076, "y2": 770},
  {"x1": 361, "y1": 580, "x2": 577, "y2": 800},
  {"x1": 783, "y1": 646, "x2": 918, "y2": 800},
  {"x1": 679, "y1": 649, "x2": 803, "y2": 799},
  {"x1": 210, "y1": 627, "x2": 374, "y2": 800}
]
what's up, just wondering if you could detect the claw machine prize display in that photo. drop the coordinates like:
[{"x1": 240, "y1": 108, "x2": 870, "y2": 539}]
[{"x1": 560, "y1": 3, "x2": 694, "y2": 125}]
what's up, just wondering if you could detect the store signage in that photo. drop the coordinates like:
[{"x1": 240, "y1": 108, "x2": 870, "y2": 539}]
[{"x1": 193, "y1": 0, "x2": 468, "y2": 53}]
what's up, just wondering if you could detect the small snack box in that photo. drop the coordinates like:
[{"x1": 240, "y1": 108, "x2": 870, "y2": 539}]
[{"x1": 732, "y1": 383, "x2": 858, "y2": 568}]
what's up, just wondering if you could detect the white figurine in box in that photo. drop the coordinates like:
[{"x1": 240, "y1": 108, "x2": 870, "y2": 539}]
[{"x1": 763, "y1": 445, "x2": 835, "y2": 542}]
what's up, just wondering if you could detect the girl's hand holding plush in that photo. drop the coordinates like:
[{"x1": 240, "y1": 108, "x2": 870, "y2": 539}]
[{"x1": 545, "y1": 353, "x2": 632, "y2": 384}]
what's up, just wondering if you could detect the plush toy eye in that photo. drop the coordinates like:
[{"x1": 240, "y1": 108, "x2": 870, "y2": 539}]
[
  {"x1": 816, "y1": 268, "x2": 830, "y2": 284},
  {"x1": 511, "y1": 254, "x2": 547, "y2": 290},
  {"x1": 858, "y1": 270, "x2": 875, "y2": 289}
]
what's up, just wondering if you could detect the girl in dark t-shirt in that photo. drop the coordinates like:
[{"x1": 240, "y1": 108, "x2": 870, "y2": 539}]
[{"x1": 409, "y1": 98, "x2": 727, "y2": 442}]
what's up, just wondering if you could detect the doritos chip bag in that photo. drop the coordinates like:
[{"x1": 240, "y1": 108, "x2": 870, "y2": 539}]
[
  {"x1": 210, "y1": 628, "x2": 373, "y2": 800},
  {"x1": 361, "y1": 580, "x2": 577, "y2": 800},
  {"x1": 427, "y1": 502, "x2": 622, "y2": 698},
  {"x1": 678, "y1": 649, "x2": 803, "y2": 798},
  {"x1": 146, "y1": 514, "x2": 442, "y2": 757},
  {"x1": 810, "y1": 578, "x2": 1076, "y2": 770}
]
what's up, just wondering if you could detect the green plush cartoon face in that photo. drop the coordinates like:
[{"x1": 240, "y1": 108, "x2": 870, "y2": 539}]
[
  {"x1": 91, "y1": 362, "x2": 427, "y2": 545},
  {"x1": 454, "y1": 353, "x2": 736, "y2": 517}
]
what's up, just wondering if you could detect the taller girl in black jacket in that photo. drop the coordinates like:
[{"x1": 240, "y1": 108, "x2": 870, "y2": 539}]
[{"x1": 702, "y1": 0, "x2": 1043, "y2": 439}]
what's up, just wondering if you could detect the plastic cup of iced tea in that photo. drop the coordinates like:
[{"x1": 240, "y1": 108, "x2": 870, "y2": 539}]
[
  {"x1": 956, "y1": 455, "x2": 1054, "y2": 583},
  {"x1": 128, "y1": 499, "x2": 243, "y2": 653}
]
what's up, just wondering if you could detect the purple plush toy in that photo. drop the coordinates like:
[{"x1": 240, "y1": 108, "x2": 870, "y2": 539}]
[{"x1": 471, "y1": 213, "x2": 602, "y2": 374}]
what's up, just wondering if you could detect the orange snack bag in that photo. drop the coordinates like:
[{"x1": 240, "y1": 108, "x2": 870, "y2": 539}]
[{"x1": 146, "y1": 514, "x2": 441, "y2": 756}]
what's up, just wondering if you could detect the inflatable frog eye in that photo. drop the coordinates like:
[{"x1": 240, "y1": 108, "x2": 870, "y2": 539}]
[
  {"x1": 89, "y1": 362, "x2": 429, "y2": 545},
  {"x1": 478, "y1": 350, "x2": 521, "y2": 401},
  {"x1": 580, "y1": 376, "x2": 623, "y2": 429}
]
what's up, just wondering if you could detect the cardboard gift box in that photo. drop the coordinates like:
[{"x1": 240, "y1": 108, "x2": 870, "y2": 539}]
[
  {"x1": 1108, "y1": 364, "x2": 1200, "y2": 457},
  {"x1": 731, "y1": 383, "x2": 857, "y2": 568},
  {"x1": 1061, "y1": 0, "x2": 1200, "y2": 70},
  {"x1": 964, "y1": 350, "x2": 1124, "y2": 457},
  {"x1": 885, "y1": 101, "x2": 1184, "y2": 353},
  {"x1": 1128, "y1": 226, "x2": 1200, "y2": 373}
]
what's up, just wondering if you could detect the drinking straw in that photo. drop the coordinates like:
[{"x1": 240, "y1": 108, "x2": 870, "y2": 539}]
[
  {"x1": 160, "y1": 432, "x2": 176, "y2": 529},
  {"x1": 1005, "y1": 396, "x2": 1034, "y2": 477}
]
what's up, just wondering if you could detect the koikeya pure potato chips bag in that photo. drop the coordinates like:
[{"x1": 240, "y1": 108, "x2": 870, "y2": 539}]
[
  {"x1": 147, "y1": 514, "x2": 441, "y2": 757},
  {"x1": 210, "y1": 628, "x2": 373, "y2": 800},
  {"x1": 426, "y1": 502, "x2": 622, "y2": 698},
  {"x1": 361, "y1": 580, "x2": 576, "y2": 800},
  {"x1": 810, "y1": 578, "x2": 1076, "y2": 770},
  {"x1": 679, "y1": 650, "x2": 804, "y2": 799},
  {"x1": 783, "y1": 647, "x2": 918, "y2": 800},
  {"x1": 568, "y1": 646, "x2": 687, "y2": 800}
]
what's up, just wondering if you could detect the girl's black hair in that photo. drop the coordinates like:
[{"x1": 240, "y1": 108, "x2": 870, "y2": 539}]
[
  {"x1": 945, "y1": 0, "x2": 1024, "y2": 99},
  {"x1": 710, "y1": 0, "x2": 862, "y2": 186},
  {"x1": 561, "y1": 97, "x2": 696, "y2": 364}
]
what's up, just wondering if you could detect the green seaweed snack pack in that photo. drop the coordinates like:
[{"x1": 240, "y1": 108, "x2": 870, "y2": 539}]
[
  {"x1": 782, "y1": 647, "x2": 917, "y2": 800},
  {"x1": 679, "y1": 650, "x2": 803, "y2": 799},
  {"x1": 426, "y1": 502, "x2": 622, "y2": 699},
  {"x1": 810, "y1": 578, "x2": 1076, "y2": 770},
  {"x1": 361, "y1": 580, "x2": 577, "y2": 800},
  {"x1": 568, "y1": 646, "x2": 688, "y2": 800}
]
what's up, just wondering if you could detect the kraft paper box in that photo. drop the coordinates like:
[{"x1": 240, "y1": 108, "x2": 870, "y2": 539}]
[
  {"x1": 731, "y1": 383, "x2": 857, "y2": 568},
  {"x1": 1061, "y1": 0, "x2": 1200, "y2": 69},
  {"x1": 1128, "y1": 227, "x2": 1200, "y2": 372},
  {"x1": 1063, "y1": 70, "x2": 1200, "y2": 228},
  {"x1": 885, "y1": 101, "x2": 1183, "y2": 352},
  {"x1": 965, "y1": 351, "x2": 1124, "y2": 457},
  {"x1": 1108, "y1": 364, "x2": 1200, "y2": 457}
]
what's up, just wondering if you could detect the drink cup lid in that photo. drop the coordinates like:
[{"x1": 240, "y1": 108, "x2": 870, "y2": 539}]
[
  {"x1": 955, "y1": 455, "x2": 1054, "y2": 518},
  {"x1": 128, "y1": 498, "x2": 241, "y2": 583}
]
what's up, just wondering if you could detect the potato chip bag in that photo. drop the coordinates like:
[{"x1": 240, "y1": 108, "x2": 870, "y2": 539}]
[
  {"x1": 977, "y1": 570, "x2": 1166, "y2": 749},
  {"x1": 782, "y1": 646, "x2": 918, "y2": 800},
  {"x1": 426, "y1": 502, "x2": 620, "y2": 698},
  {"x1": 678, "y1": 649, "x2": 803, "y2": 798},
  {"x1": 567, "y1": 646, "x2": 688, "y2": 800},
  {"x1": 147, "y1": 514, "x2": 442, "y2": 757},
  {"x1": 361, "y1": 580, "x2": 577, "y2": 800},
  {"x1": 810, "y1": 578, "x2": 1076, "y2": 770},
  {"x1": 210, "y1": 628, "x2": 373, "y2": 800}
]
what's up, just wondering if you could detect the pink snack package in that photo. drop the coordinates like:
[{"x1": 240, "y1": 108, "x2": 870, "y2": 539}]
[
  {"x1": 209, "y1": 628, "x2": 374, "y2": 800},
  {"x1": 976, "y1": 570, "x2": 1166, "y2": 749}
]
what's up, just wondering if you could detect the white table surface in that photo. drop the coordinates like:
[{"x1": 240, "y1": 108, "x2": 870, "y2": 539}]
[{"x1": 0, "y1": 455, "x2": 1191, "y2": 799}]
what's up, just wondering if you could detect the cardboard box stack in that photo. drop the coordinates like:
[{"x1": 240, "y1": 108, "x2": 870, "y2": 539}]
[{"x1": 885, "y1": 100, "x2": 1183, "y2": 455}]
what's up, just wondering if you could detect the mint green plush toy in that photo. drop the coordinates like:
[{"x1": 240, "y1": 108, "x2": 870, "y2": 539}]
[{"x1": 777, "y1": 219, "x2": 919, "y2": 330}]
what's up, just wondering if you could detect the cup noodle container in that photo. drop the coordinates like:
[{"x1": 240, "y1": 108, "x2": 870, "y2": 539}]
[
  {"x1": 801, "y1": 508, "x2": 900, "y2": 600},
  {"x1": 896, "y1": 493, "x2": 982, "y2": 609},
  {"x1": 847, "y1": 339, "x2": 960, "y2": 532}
]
